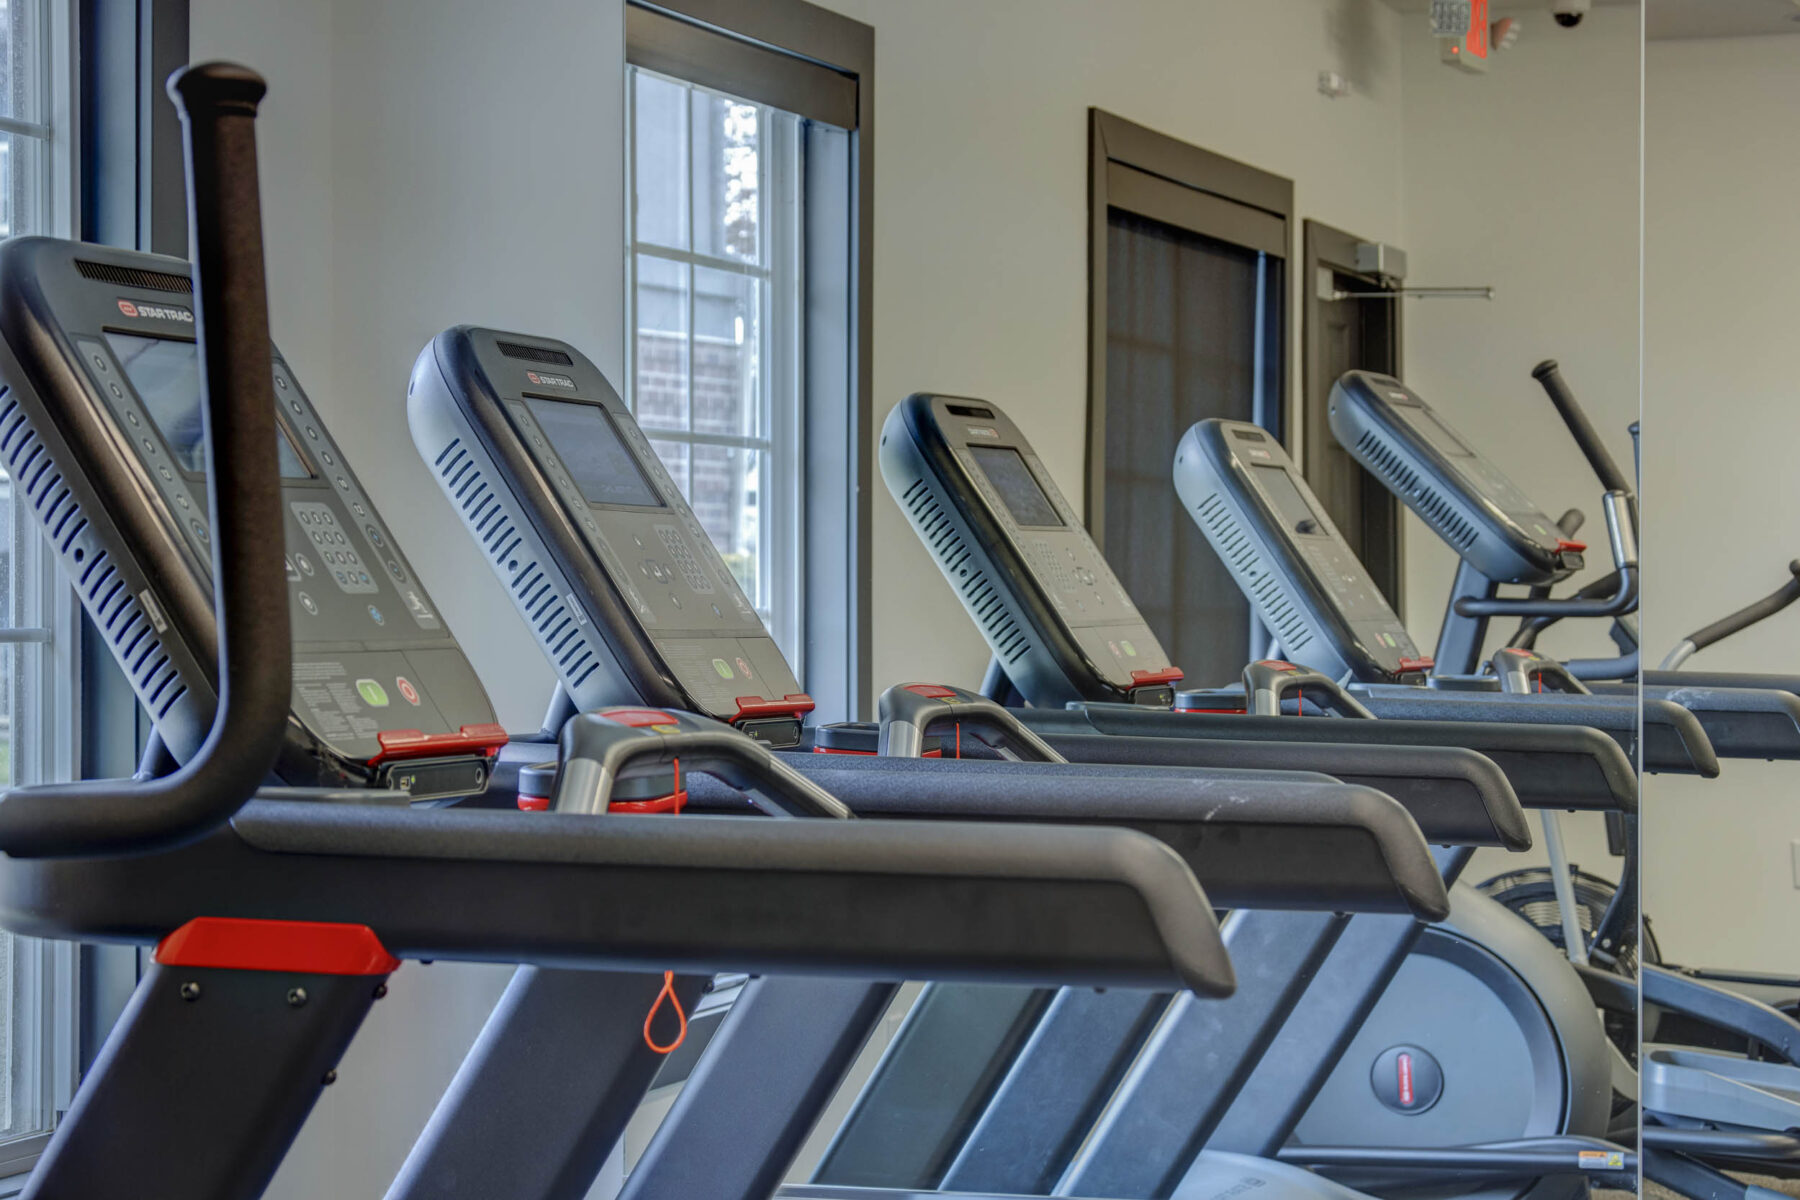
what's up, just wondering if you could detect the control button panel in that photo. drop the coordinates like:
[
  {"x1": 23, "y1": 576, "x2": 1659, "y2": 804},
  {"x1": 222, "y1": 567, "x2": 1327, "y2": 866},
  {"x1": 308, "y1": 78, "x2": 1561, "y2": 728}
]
[{"x1": 292, "y1": 501, "x2": 377, "y2": 594}]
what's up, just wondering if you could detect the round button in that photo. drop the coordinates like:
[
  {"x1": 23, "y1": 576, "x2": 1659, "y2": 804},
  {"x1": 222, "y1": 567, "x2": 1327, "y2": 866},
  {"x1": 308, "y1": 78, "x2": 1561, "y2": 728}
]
[
  {"x1": 290, "y1": 399, "x2": 303, "y2": 415},
  {"x1": 670, "y1": 594, "x2": 682, "y2": 610},
  {"x1": 386, "y1": 559, "x2": 407, "y2": 583},
  {"x1": 367, "y1": 606, "x2": 385, "y2": 625},
  {"x1": 126, "y1": 411, "x2": 140, "y2": 426},
  {"x1": 190, "y1": 519, "x2": 209, "y2": 544},
  {"x1": 306, "y1": 426, "x2": 319, "y2": 440},
  {"x1": 298, "y1": 592, "x2": 318, "y2": 616},
  {"x1": 109, "y1": 382, "x2": 123, "y2": 398},
  {"x1": 365, "y1": 525, "x2": 385, "y2": 548},
  {"x1": 296, "y1": 554, "x2": 314, "y2": 576},
  {"x1": 91, "y1": 353, "x2": 107, "y2": 372},
  {"x1": 176, "y1": 494, "x2": 190, "y2": 509},
  {"x1": 276, "y1": 375, "x2": 289, "y2": 390},
  {"x1": 321, "y1": 451, "x2": 336, "y2": 467},
  {"x1": 335, "y1": 476, "x2": 350, "y2": 491},
  {"x1": 158, "y1": 465, "x2": 173, "y2": 482},
  {"x1": 1370, "y1": 1045, "x2": 1444, "y2": 1115}
]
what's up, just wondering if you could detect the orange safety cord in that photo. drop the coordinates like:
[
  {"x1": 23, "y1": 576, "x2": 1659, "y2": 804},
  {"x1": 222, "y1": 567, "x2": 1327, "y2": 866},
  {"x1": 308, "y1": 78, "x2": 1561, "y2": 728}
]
[{"x1": 643, "y1": 970, "x2": 688, "y2": 1054}]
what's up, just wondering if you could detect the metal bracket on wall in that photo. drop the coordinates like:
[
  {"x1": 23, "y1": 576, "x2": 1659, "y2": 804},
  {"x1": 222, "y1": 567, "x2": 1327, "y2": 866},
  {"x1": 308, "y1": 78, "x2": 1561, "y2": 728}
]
[{"x1": 1327, "y1": 285, "x2": 1495, "y2": 302}]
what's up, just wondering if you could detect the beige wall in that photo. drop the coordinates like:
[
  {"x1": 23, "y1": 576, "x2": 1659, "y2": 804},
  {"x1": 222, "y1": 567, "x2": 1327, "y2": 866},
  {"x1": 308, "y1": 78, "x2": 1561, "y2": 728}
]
[
  {"x1": 1639, "y1": 33, "x2": 1800, "y2": 972},
  {"x1": 815, "y1": 0, "x2": 1410, "y2": 702}
]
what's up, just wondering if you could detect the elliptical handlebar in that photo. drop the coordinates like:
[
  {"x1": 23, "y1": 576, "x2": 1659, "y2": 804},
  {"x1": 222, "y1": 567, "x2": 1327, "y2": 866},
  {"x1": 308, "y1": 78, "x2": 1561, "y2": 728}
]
[
  {"x1": 0, "y1": 62, "x2": 292, "y2": 858},
  {"x1": 1662, "y1": 559, "x2": 1800, "y2": 670},
  {"x1": 1532, "y1": 359, "x2": 1633, "y2": 498}
]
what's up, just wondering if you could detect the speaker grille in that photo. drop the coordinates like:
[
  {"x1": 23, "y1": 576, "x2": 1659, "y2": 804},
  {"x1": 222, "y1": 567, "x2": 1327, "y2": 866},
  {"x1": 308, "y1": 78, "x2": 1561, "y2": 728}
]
[
  {"x1": 900, "y1": 478, "x2": 1032, "y2": 663},
  {"x1": 1354, "y1": 430, "x2": 1478, "y2": 552},
  {"x1": 496, "y1": 340, "x2": 574, "y2": 366},
  {"x1": 0, "y1": 392, "x2": 187, "y2": 717},
  {"x1": 76, "y1": 259, "x2": 193, "y2": 294},
  {"x1": 1194, "y1": 492, "x2": 1312, "y2": 654},
  {"x1": 435, "y1": 438, "x2": 599, "y2": 690}
]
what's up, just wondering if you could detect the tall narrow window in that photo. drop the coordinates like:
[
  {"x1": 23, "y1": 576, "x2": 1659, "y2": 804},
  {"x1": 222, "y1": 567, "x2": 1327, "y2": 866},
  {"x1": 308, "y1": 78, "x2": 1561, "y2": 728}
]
[
  {"x1": 1, "y1": 0, "x2": 80, "y2": 1176},
  {"x1": 627, "y1": 66, "x2": 804, "y2": 664}
]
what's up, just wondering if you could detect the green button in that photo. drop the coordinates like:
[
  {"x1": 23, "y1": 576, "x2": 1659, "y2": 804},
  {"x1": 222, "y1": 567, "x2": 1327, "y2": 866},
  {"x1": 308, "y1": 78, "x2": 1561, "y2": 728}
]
[
  {"x1": 712, "y1": 658, "x2": 735, "y2": 679},
  {"x1": 1120, "y1": 639, "x2": 1137, "y2": 658},
  {"x1": 356, "y1": 678, "x2": 390, "y2": 707}
]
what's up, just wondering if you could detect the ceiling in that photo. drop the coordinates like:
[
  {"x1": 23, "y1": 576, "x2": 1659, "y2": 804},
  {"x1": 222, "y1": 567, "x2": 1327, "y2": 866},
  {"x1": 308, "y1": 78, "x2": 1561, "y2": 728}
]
[{"x1": 1379, "y1": 0, "x2": 1800, "y2": 39}]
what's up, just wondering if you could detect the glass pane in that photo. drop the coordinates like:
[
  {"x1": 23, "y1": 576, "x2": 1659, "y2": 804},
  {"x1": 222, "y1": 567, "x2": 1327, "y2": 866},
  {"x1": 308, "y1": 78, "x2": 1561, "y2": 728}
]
[
  {"x1": 632, "y1": 71, "x2": 688, "y2": 250},
  {"x1": 689, "y1": 443, "x2": 762, "y2": 605},
  {"x1": 692, "y1": 91, "x2": 760, "y2": 264},
  {"x1": 634, "y1": 256, "x2": 689, "y2": 432},
  {"x1": 0, "y1": 132, "x2": 41, "y2": 243},
  {"x1": 691, "y1": 266, "x2": 759, "y2": 439}
]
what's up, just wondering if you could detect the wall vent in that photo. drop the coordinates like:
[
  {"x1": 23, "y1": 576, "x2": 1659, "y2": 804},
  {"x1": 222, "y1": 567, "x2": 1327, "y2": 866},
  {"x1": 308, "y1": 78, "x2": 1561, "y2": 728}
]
[{"x1": 900, "y1": 478, "x2": 1032, "y2": 663}]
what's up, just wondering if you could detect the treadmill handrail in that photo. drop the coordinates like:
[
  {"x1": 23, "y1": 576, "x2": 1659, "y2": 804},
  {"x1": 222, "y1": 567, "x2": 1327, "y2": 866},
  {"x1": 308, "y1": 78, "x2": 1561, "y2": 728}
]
[{"x1": 0, "y1": 63, "x2": 291, "y2": 859}]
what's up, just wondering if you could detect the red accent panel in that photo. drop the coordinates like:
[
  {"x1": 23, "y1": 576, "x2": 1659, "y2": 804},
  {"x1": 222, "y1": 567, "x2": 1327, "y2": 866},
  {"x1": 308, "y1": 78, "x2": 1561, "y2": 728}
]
[
  {"x1": 1129, "y1": 667, "x2": 1185, "y2": 686},
  {"x1": 517, "y1": 794, "x2": 550, "y2": 812},
  {"x1": 155, "y1": 918, "x2": 400, "y2": 975},
  {"x1": 609, "y1": 790, "x2": 690, "y2": 814},
  {"x1": 1556, "y1": 539, "x2": 1587, "y2": 553},
  {"x1": 1252, "y1": 660, "x2": 1299, "y2": 673},
  {"x1": 903, "y1": 684, "x2": 958, "y2": 699},
  {"x1": 371, "y1": 722, "x2": 509, "y2": 767},
  {"x1": 606, "y1": 708, "x2": 681, "y2": 728},
  {"x1": 1396, "y1": 656, "x2": 1435, "y2": 673},
  {"x1": 731, "y1": 694, "x2": 816, "y2": 723}
]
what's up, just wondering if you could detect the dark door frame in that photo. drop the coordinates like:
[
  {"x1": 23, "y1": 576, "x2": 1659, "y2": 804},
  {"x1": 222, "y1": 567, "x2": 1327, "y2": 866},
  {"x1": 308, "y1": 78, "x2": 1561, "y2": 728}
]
[
  {"x1": 1301, "y1": 218, "x2": 1404, "y2": 613},
  {"x1": 1085, "y1": 108, "x2": 1294, "y2": 549}
]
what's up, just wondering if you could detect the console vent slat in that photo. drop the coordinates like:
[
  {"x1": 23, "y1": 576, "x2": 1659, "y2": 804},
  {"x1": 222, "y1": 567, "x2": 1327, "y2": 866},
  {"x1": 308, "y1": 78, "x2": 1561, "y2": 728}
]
[
  {"x1": 1195, "y1": 493, "x2": 1312, "y2": 654},
  {"x1": 901, "y1": 479, "x2": 1033, "y2": 665},
  {"x1": 76, "y1": 260, "x2": 194, "y2": 293},
  {"x1": 496, "y1": 340, "x2": 574, "y2": 366},
  {"x1": 1354, "y1": 431, "x2": 1478, "y2": 552}
]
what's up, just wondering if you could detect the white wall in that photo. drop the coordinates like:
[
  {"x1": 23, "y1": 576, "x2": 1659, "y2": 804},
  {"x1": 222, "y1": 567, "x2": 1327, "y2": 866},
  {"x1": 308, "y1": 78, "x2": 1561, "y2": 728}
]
[
  {"x1": 813, "y1": 0, "x2": 1410, "y2": 699},
  {"x1": 1397, "y1": 4, "x2": 1642, "y2": 666},
  {"x1": 1639, "y1": 33, "x2": 1800, "y2": 971},
  {"x1": 191, "y1": 2, "x2": 629, "y2": 1196}
]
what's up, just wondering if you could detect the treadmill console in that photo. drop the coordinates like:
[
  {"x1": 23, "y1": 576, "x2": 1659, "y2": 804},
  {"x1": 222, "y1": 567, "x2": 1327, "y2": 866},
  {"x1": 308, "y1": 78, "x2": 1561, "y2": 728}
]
[
  {"x1": 1172, "y1": 419, "x2": 1428, "y2": 685},
  {"x1": 0, "y1": 239, "x2": 501, "y2": 796},
  {"x1": 408, "y1": 327, "x2": 811, "y2": 746},
  {"x1": 1329, "y1": 371, "x2": 1582, "y2": 585},
  {"x1": 881, "y1": 393, "x2": 1181, "y2": 707}
]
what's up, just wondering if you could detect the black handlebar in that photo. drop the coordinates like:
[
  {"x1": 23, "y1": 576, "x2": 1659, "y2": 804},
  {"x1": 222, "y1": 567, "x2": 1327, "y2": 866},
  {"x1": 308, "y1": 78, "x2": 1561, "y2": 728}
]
[
  {"x1": 0, "y1": 63, "x2": 292, "y2": 858},
  {"x1": 1680, "y1": 560, "x2": 1800, "y2": 658},
  {"x1": 1532, "y1": 360, "x2": 1632, "y2": 497},
  {"x1": 1242, "y1": 661, "x2": 1375, "y2": 719}
]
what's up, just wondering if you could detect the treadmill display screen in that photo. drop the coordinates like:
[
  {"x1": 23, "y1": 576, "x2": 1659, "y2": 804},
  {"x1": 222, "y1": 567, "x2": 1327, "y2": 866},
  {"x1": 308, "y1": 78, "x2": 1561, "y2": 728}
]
[
  {"x1": 1253, "y1": 464, "x2": 1322, "y2": 535},
  {"x1": 106, "y1": 331, "x2": 311, "y2": 478},
  {"x1": 970, "y1": 445, "x2": 1062, "y2": 528},
  {"x1": 524, "y1": 397, "x2": 664, "y2": 509},
  {"x1": 1400, "y1": 405, "x2": 1476, "y2": 460}
]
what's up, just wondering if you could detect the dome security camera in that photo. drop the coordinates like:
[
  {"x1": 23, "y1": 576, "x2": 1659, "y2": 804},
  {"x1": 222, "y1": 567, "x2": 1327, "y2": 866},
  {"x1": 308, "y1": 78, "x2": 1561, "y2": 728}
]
[{"x1": 1552, "y1": 0, "x2": 1590, "y2": 28}]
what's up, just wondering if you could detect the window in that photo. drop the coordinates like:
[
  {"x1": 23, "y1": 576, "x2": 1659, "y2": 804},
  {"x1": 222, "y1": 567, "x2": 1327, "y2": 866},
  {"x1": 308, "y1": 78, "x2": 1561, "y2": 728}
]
[
  {"x1": 627, "y1": 65, "x2": 804, "y2": 664},
  {"x1": 0, "y1": 0, "x2": 79, "y2": 1178}
]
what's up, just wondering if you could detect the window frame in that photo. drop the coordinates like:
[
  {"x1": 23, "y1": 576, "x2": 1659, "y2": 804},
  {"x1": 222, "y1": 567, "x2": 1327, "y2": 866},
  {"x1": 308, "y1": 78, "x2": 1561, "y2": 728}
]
[
  {"x1": 625, "y1": 65, "x2": 805, "y2": 661},
  {"x1": 625, "y1": 0, "x2": 873, "y2": 720}
]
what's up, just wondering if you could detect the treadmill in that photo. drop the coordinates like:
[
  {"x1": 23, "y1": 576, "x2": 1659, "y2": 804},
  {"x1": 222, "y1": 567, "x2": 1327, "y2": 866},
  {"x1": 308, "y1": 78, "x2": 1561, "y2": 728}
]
[
  {"x1": 854, "y1": 395, "x2": 1636, "y2": 1199},
  {"x1": 403, "y1": 325, "x2": 1490, "y2": 1200},
  {"x1": 0, "y1": 64, "x2": 1245, "y2": 1200}
]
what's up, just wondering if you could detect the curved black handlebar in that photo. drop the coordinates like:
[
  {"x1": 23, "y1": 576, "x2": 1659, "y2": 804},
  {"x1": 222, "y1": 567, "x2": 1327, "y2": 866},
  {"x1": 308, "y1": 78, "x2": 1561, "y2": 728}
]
[
  {"x1": 1242, "y1": 661, "x2": 1375, "y2": 719},
  {"x1": 0, "y1": 63, "x2": 292, "y2": 858},
  {"x1": 1532, "y1": 360, "x2": 1632, "y2": 497},
  {"x1": 877, "y1": 682, "x2": 1063, "y2": 762},
  {"x1": 1456, "y1": 563, "x2": 1638, "y2": 621},
  {"x1": 1664, "y1": 560, "x2": 1800, "y2": 669}
]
